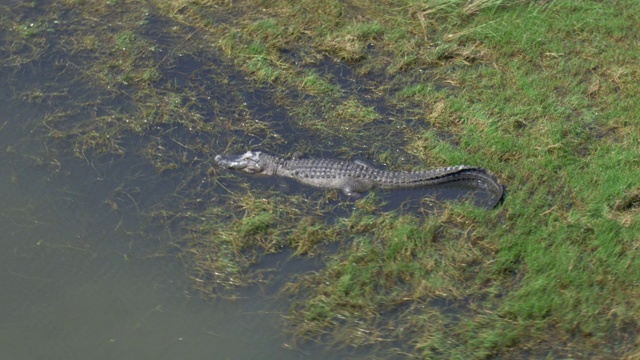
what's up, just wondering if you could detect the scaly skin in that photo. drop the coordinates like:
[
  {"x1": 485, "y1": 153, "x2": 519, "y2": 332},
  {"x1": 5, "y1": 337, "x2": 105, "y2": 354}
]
[{"x1": 215, "y1": 151, "x2": 504, "y2": 205}]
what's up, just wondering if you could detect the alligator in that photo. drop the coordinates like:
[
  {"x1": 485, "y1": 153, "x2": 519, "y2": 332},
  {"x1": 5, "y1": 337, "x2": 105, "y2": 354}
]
[{"x1": 214, "y1": 151, "x2": 504, "y2": 206}]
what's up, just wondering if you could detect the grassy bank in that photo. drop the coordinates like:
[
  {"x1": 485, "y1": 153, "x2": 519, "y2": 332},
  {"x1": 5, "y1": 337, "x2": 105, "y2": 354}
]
[{"x1": 3, "y1": 0, "x2": 640, "y2": 357}]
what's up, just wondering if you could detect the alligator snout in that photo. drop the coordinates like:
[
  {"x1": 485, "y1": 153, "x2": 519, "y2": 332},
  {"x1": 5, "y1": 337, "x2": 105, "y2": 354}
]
[
  {"x1": 214, "y1": 154, "x2": 243, "y2": 169},
  {"x1": 214, "y1": 152, "x2": 264, "y2": 173}
]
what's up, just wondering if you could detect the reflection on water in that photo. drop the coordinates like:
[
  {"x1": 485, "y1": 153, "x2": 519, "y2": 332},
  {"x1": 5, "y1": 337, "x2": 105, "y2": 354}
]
[{"x1": 0, "y1": 92, "x2": 349, "y2": 360}]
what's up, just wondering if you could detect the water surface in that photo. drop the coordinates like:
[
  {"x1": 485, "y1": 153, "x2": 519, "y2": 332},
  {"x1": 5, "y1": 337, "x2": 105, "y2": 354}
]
[{"x1": 0, "y1": 83, "x2": 354, "y2": 360}]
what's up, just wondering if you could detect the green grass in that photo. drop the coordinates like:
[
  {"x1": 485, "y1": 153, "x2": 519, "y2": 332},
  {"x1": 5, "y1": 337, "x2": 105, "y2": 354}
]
[{"x1": 3, "y1": 0, "x2": 640, "y2": 357}]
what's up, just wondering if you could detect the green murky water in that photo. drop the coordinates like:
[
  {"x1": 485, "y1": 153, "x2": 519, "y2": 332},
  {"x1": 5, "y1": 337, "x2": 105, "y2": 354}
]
[{"x1": 0, "y1": 62, "x2": 360, "y2": 360}]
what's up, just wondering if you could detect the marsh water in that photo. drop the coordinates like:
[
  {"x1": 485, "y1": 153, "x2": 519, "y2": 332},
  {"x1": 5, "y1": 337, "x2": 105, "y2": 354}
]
[
  {"x1": 0, "y1": 90, "x2": 343, "y2": 360},
  {"x1": 0, "y1": 79, "x2": 497, "y2": 360},
  {"x1": 0, "y1": 5, "x2": 501, "y2": 358},
  {"x1": 0, "y1": 85, "x2": 497, "y2": 360}
]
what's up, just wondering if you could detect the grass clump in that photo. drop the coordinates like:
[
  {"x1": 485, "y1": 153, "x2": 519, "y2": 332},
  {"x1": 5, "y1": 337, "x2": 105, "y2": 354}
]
[
  {"x1": 181, "y1": 189, "x2": 345, "y2": 298},
  {"x1": 331, "y1": 98, "x2": 380, "y2": 126},
  {"x1": 285, "y1": 204, "x2": 502, "y2": 352}
]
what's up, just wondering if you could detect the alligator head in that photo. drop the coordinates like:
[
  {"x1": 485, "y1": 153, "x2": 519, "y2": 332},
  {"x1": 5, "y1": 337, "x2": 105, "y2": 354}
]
[{"x1": 214, "y1": 151, "x2": 265, "y2": 174}]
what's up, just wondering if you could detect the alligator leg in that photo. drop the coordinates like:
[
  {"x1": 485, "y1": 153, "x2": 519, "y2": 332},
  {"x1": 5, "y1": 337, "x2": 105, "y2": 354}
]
[
  {"x1": 353, "y1": 159, "x2": 379, "y2": 170},
  {"x1": 342, "y1": 187, "x2": 362, "y2": 197},
  {"x1": 342, "y1": 179, "x2": 374, "y2": 197}
]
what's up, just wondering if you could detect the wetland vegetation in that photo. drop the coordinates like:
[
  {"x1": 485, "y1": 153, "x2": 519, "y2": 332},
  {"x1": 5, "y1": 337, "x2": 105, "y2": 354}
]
[{"x1": 2, "y1": 0, "x2": 640, "y2": 358}]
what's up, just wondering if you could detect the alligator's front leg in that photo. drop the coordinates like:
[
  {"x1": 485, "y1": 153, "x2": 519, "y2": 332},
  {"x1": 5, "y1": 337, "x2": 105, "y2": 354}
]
[
  {"x1": 342, "y1": 179, "x2": 374, "y2": 197},
  {"x1": 342, "y1": 187, "x2": 361, "y2": 197},
  {"x1": 353, "y1": 159, "x2": 379, "y2": 170}
]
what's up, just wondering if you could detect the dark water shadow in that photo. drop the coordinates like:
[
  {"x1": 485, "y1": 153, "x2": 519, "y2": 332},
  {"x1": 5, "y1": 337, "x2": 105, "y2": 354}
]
[
  {"x1": 378, "y1": 183, "x2": 502, "y2": 213},
  {"x1": 231, "y1": 172, "x2": 501, "y2": 213}
]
